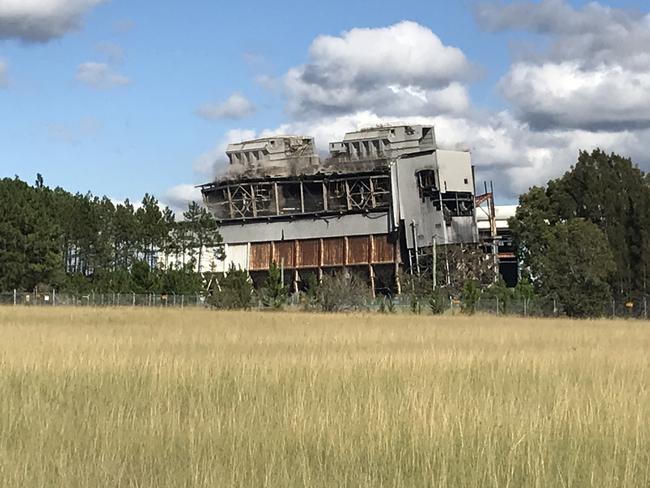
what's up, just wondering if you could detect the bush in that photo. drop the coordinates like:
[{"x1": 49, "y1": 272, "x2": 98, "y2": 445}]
[
  {"x1": 461, "y1": 280, "x2": 481, "y2": 315},
  {"x1": 316, "y1": 271, "x2": 370, "y2": 313},
  {"x1": 260, "y1": 262, "x2": 288, "y2": 309},
  {"x1": 209, "y1": 265, "x2": 253, "y2": 310},
  {"x1": 428, "y1": 290, "x2": 447, "y2": 315}
]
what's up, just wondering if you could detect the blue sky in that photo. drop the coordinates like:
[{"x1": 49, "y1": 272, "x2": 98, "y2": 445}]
[{"x1": 1, "y1": 0, "x2": 650, "y2": 208}]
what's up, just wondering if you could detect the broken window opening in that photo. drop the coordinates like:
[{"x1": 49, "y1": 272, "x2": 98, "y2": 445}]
[
  {"x1": 416, "y1": 169, "x2": 437, "y2": 199},
  {"x1": 302, "y1": 181, "x2": 325, "y2": 213},
  {"x1": 278, "y1": 182, "x2": 302, "y2": 215}
]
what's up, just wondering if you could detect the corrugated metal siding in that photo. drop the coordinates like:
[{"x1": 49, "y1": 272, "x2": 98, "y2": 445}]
[
  {"x1": 373, "y1": 234, "x2": 395, "y2": 263},
  {"x1": 274, "y1": 241, "x2": 295, "y2": 268},
  {"x1": 322, "y1": 238, "x2": 346, "y2": 266},
  {"x1": 246, "y1": 234, "x2": 395, "y2": 270},
  {"x1": 250, "y1": 243, "x2": 271, "y2": 270},
  {"x1": 297, "y1": 239, "x2": 319, "y2": 268},
  {"x1": 347, "y1": 236, "x2": 369, "y2": 264}
]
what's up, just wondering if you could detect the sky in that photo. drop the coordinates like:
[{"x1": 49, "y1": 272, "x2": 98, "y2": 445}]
[{"x1": 1, "y1": 0, "x2": 650, "y2": 210}]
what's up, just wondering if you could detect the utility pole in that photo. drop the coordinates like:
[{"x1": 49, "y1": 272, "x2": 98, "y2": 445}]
[{"x1": 432, "y1": 237, "x2": 437, "y2": 291}]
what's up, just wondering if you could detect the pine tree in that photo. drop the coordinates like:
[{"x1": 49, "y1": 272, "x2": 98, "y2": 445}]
[{"x1": 260, "y1": 261, "x2": 287, "y2": 309}]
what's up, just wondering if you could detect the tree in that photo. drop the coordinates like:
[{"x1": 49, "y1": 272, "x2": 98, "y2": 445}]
[
  {"x1": 260, "y1": 262, "x2": 288, "y2": 309},
  {"x1": 512, "y1": 150, "x2": 650, "y2": 305},
  {"x1": 541, "y1": 219, "x2": 614, "y2": 317},
  {"x1": 130, "y1": 260, "x2": 160, "y2": 294},
  {"x1": 136, "y1": 194, "x2": 165, "y2": 268},
  {"x1": 209, "y1": 265, "x2": 253, "y2": 310},
  {"x1": 183, "y1": 201, "x2": 224, "y2": 273},
  {"x1": 510, "y1": 150, "x2": 639, "y2": 316},
  {"x1": 485, "y1": 277, "x2": 512, "y2": 314},
  {"x1": 461, "y1": 280, "x2": 481, "y2": 315},
  {"x1": 316, "y1": 271, "x2": 370, "y2": 312},
  {"x1": 514, "y1": 277, "x2": 535, "y2": 315},
  {"x1": 428, "y1": 289, "x2": 446, "y2": 315}
]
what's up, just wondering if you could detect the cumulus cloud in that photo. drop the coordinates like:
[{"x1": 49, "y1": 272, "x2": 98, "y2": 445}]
[
  {"x1": 501, "y1": 62, "x2": 650, "y2": 131},
  {"x1": 285, "y1": 21, "x2": 473, "y2": 117},
  {"x1": 477, "y1": 0, "x2": 650, "y2": 132},
  {"x1": 0, "y1": 59, "x2": 8, "y2": 88},
  {"x1": 0, "y1": 0, "x2": 104, "y2": 43},
  {"x1": 197, "y1": 93, "x2": 256, "y2": 120},
  {"x1": 194, "y1": 128, "x2": 257, "y2": 177},
  {"x1": 194, "y1": 15, "x2": 650, "y2": 197},
  {"x1": 476, "y1": 0, "x2": 650, "y2": 70},
  {"x1": 95, "y1": 42, "x2": 125, "y2": 65},
  {"x1": 76, "y1": 62, "x2": 130, "y2": 89},
  {"x1": 163, "y1": 184, "x2": 204, "y2": 212}
]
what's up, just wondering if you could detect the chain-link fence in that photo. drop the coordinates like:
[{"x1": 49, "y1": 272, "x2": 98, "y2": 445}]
[
  {"x1": 0, "y1": 291, "x2": 206, "y2": 308},
  {"x1": 2, "y1": 290, "x2": 648, "y2": 319},
  {"x1": 366, "y1": 295, "x2": 650, "y2": 319}
]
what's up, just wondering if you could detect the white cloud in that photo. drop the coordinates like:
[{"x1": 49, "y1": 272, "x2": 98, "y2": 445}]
[
  {"x1": 197, "y1": 93, "x2": 255, "y2": 120},
  {"x1": 163, "y1": 184, "x2": 203, "y2": 212},
  {"x1": 0, "y1": 0, "x2": 104, "y2": 43},
  {"x1": 239, "y1": 110, "x2": 650, "y2": 197},
  {"x1": 500, "y1": 62, "x2": 650, "y2": 130},
  {"x1": 76, "y1": 62, "x2": 130, "y2": 89},
  {"x1": 0, "y1": 59, "x2": 8, "y2": 88},
  {"x1": 478, "y1": 0, "x2": 650, "y2": 132},
  {"x1": 194, "y1": 128, "x2": 257, "y2": 177},
  {"x1": 95, "y1": 42, "x2": 125, "y2": 65},
  {"x1": 476, "y1": 0, "x2": 650, "y2": 70},
  {"x1": 285, "y1": 21, "x2": 473, "y2": 117},
  {"x1": 192, "y1": 14, "x2": 650, "y2": 198}
]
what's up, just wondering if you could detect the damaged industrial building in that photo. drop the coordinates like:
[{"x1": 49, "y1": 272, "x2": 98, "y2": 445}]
[{"x1": 199, "y1": 125, "x2": 515, "y2": 295}]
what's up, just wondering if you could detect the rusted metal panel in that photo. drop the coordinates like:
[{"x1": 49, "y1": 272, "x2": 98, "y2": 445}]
[
  {"x1": 297, "y1": 239, "x2": 320, "y2": 268},
  {"x1": 250, "y1": 233, "x2": 395, "y2": 271},
  {"x1": 372, "y1": 234, "x2": 395, "y2": 263},
  {"x1": 275, "y1": 241, "x2": 295, "y2": 268},
  {"x1": 250, "y1": 242, "x2": 271, "y2": 270},
  {"x1": 347, "y1": 236, "x2": 370, "y2": 264},
  {"x1": 322, "y1": 238, "x2": 345, "y2": 266}
]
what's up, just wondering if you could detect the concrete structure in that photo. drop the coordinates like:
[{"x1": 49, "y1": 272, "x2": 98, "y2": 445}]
[
  {"x1": 199, "y1": 125, "x2": 481, "y2": 294},
  {"x1": 224, "y1": 136, "x2": 320, "y2": 179}
]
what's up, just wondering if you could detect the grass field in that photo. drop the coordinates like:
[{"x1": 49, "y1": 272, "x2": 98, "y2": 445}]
[{"x1": 0, "y1": 307, "x2": 649, "y2": 487}]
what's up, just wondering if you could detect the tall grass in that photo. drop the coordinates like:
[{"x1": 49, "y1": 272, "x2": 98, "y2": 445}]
[{"x1": 0, "y1": 307, "x2": 648, "y2": 487}]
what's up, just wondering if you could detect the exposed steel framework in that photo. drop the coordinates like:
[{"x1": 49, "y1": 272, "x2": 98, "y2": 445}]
[{"x1": 200, "y1": 171, "x2": 392, "y2": 222}]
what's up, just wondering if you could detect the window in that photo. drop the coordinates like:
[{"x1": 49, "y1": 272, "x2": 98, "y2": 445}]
[{"x1": 416, "y1": 169, "x2": 437, "y2": 199}]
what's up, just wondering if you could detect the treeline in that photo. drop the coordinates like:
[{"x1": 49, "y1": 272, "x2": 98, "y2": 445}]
[
  {"x1": 3, "y1": 149, "x2": 650, "y2": 318},
  {"x1": 0, "y1": 175, "x2": 222, "y2": 294},
  {"x1": 510, "y1": 149, "x2": 650, "y2": 317}
]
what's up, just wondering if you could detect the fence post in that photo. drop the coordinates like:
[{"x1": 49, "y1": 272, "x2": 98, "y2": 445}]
[
  {"x1": 496, "y1": 297, "x2": 499, "y2": 316},
  {"x1": 52, "y1": 289, "x2": 56, "y2": 306},
  {"x1": 612, "y1": 299, "x2": 615, "y2": 319},
  {"x1": 13, "y1": 289, "x2": 16, "y2": 306},
  {"x1": 645, "y1": 296, "x2": 648, "y2": 320},
  {"x1": 181, "y1": 295, "x2": 185, "y2": 308},
  {"x1": 132, "y1": 292, "x2": 136, "y2": 307}
]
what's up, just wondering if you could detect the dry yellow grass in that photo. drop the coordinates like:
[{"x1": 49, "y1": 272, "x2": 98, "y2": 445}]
[{"x1": 0, "y1": 306, "x2": 649, "y2": 487}]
